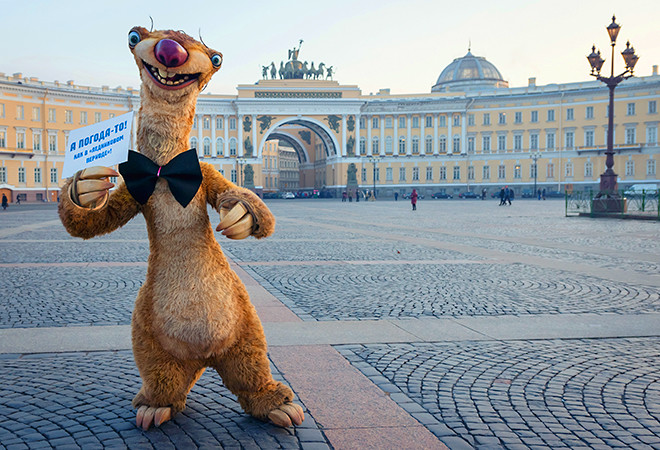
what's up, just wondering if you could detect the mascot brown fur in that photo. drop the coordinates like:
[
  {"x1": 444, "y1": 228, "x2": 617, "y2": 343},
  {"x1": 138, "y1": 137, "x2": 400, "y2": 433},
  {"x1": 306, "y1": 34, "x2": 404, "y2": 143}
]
[{"x1": 58, "y1": 26, "x2": 304, "y2": 430}]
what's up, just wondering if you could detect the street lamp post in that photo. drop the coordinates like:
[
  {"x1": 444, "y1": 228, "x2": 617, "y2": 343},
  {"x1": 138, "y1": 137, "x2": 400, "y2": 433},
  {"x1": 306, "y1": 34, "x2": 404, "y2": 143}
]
[
  {"x1": 530, "y1": 151, "x2": 541, "y2": 198},
  {"x1": 368, "y1": 155, "x2": 379, "y2": 199},
  {"x1": 587, "y1": 15, "x2": 639, "y2": 211},
  {"x1": 237, "y1": 158, "x2": 247, "y2": 187}
]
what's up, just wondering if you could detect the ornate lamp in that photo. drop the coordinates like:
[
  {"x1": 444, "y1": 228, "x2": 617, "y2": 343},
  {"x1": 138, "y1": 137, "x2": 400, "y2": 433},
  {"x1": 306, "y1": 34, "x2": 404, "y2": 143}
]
[{"x1": 606, "y1": 16, "x2": 620, "y2": 44}]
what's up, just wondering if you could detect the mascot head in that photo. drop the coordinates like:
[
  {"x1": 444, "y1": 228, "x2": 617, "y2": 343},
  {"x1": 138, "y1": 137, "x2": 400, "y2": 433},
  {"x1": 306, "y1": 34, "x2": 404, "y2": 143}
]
[{"x1": 128, "y1": 26, "x2": 222, "y2": 103}]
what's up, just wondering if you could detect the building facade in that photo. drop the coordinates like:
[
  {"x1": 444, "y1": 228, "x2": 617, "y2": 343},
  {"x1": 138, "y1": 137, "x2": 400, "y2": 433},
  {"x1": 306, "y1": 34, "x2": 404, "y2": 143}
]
[{"x1": 1, "y1": 51, "x2": 658, "y2": 202}]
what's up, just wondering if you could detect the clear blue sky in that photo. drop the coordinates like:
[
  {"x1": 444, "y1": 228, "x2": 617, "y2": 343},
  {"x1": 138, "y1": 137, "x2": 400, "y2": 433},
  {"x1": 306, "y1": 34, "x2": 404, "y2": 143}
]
[{"x1": 3, "y1": 0, "x2": 659, "y2": 95}]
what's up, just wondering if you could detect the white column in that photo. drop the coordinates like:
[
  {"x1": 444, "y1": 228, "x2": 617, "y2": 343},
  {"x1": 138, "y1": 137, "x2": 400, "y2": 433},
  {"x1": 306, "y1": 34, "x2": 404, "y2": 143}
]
[
  {"x1": 341, "y1": 115, "x2": 347, "y2": 157},
  {"x1": 406, "y1": 114, "x2": 412, "y2": 156},
  {"x1": 367, "y1": 115, "x2": 372, "y2": 156},
  {"x1": 394, "y1": 115, "x2": 398, "y2": 154},
  {"x1": 461, "y1": 113, "x2": 467, "y2": 154},
  {"x1": 197, "y1": 114, "x2": 203, "y2": 157},
  {"x1": 211, "y1": 114, "x2": 217, "y2": 157},
  {"x1": 420, "y1": 114, "x2": 425, "y2": 155},
  {"x1": 224, "y1": 116, "x2": 229, "y2": 157},
  {"x1": 237, "y1": 115, "x2": 243, "y2": 157},
  {"x1": 447, "y1": 114, "x2": 453, "y2": 155},
  {"x1": 356, "y1": 114, "x2": 361, "y2": 156},
  {"x1": 433, "y1": 114, "x2": 439, "y2": 155},
  {"x1": 380, "y1": 115, "x2": 385, "y2": 156},
  {"x1": 252, "y1": 114, "x2": 257, "y2": 158}
]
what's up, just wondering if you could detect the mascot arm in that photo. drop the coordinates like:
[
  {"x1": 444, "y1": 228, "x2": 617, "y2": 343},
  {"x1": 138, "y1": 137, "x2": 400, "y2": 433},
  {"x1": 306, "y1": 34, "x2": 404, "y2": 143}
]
[
  {"x1": 59, "y1": 167, "x2": 141, "y2": 239},
  {"x1": 201, "y1": 163, "x2": 275, "y2": 240}
]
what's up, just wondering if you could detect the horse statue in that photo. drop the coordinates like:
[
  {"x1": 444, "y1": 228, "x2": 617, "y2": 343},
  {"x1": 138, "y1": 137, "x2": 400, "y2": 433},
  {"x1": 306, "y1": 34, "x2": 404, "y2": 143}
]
[
  {"x1": 313, "y1": 63, "x2": 325, "y2": 80},
  {"x1": 270, "y1": 62, "x2": 277, "y2": 80},
  {"x1": 279, "y1": 62, "x2": 285, "y2": 79},
  {"x1": 308, "y1": 62, "x2": 316, "y2": 79},
  {"x1": 302, "y1": 61, "x2": 309, "y2": 79}
]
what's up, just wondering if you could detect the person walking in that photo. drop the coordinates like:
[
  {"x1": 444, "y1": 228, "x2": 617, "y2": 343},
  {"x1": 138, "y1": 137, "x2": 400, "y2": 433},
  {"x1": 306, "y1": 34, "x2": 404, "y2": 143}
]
[
  {"x1": 481, "y1": 188, "x2": 486, "y2": 200},
  {"x1": 2, "y1": 194, "x2": 8, "y2": 210},
  {"x1": 411, "y1": 189, "x2": 418, "y2": 211},
  {"x1": 342, "y1": 191, "x2": 347, "y2": 202},
  {"x1": 499, "y1": 187, "x2": 506, "y2": 206},
  {"x1": 15, "y1": 196, "x2": 20, "y2": 205},
  {"x1": 504, "y1": 186, "x2": 512, "y2": 206},
  {"x1": 394, "y1": 192, "x2": 399, "y2": 201}
]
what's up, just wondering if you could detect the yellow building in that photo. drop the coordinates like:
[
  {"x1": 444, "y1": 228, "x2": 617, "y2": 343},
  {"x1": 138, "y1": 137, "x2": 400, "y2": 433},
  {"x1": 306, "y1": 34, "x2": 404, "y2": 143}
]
[{"x1": 1, "y1": 49, "x2": 658, "y2": 202}]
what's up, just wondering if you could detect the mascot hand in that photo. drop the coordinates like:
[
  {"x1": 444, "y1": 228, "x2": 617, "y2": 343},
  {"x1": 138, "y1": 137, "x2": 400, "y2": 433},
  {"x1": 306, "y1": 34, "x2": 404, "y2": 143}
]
[
  {"x1": 70, "y1": 166, "x2": 119, "y2": 209},
  {"x1": 216, "y1": 201, "x2": 255, "y2": 240}
]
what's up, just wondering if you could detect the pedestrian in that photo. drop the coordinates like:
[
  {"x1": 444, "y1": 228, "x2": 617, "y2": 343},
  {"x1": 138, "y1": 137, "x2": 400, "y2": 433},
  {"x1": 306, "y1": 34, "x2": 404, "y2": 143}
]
[
  {"x1": 348, "y1": 191, "x2": 353, "y2": 202},
  {"x1": 2, "y1": 194, "x2": 7, "y2": 210},
  {"x1": 499, "y1": 187, "x2": 505, "y2": 206},
  {"x1": 411, "y1": 189, "x2": 418, "y2": 211},
  {"x1": 16, "y1": 196, "x2": 20, "y2": 205},
  {"x1": 542, "y1": 188, "x2": 546, "y2": 200},
  {"x1": 481, "y1": 188, "x2": 486, "y2": 200},
  {"x1": 342, "y1": 191, "x2": 347, "y2": 202},
  {"x1": 509, "y1": 188, "x2": 514, "y2": 204},
  {"x1": 504, "y1": 186, "x2": 512, "y2": 206},
  {"x1": 537, "y1": 189, "x2": 542, "y2": 200},
  {"x1": 394, "y1": 192, "x2": 399, "y2": 201},
  {"x1": 356, "y1": 190, "x2": 360, "y2": 202}
]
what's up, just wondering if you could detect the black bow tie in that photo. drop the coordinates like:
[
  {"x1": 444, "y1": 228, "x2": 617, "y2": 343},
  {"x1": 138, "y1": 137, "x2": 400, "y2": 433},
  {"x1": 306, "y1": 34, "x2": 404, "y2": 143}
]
[{"x1": 118, "y1": 149, "x2": 202, "y2": 208}]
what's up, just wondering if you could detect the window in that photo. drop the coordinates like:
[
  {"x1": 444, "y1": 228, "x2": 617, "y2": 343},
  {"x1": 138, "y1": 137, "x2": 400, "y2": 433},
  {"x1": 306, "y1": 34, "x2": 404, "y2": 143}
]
[
  {"x1": 374, "y1": 168, "x2": 380, "y2": 182},
  {"x1": 565, "y1": 162, "x2": 573, "y2": 178},
  {"x1": 231, "y1": 169, "x2": 237, "y2": 183},
  {"x1": 498, "y1": 164, "x2": 505, "y2": 179},
  {"x1": 386, "y1": 167, "x2": 393, "y2": 181},
  {"x1": 398, "y1": 116, "x2": 406, "y2": 128},
  {"x1": 216, "y1": 117, "x2": 223, "y2": 129},
  {"x1": 439, "y1": 136, "x2": 447, "y2": 153},
  {"x1": 372, "y1": 137, "x2": 379, "y2": 154},
  {"x1": 439, "y1": 166, "x2": 446, "y2": 180},
  {"x1": 547, "y1": 163, "x2": 554, "y2": 178},
  {"x1": 229, "y1": 117, "x2": 236, "y2": 130},
  {"x1": 649, "y1": 101, "x2": 657, "y2": 114},
  {"x1": 65, "y1": 110, "x2": 72, "y2": 123},
  {"x1": 398, "y1": 136, "x2": 406, "y2": 154},
  {"x1": 192, "y1": 116, "x2": 198, "y2": 129},
  {"x1": 399, "y1": 167, "x2": 406, "y2": 181},
  {"x1": 425, "y1": 135, "x2": 432, "y2": 154},
  {"x1": 530, "y1": 162, "x2": 537, "y2": 179},
  {"x1": 372, "y1": 117, "x2": 379, "y2": 129},
  {"x1": 0, "y1": 167, "x2": 5, "y2": 183},
  {"x1": 497, "y1": 135, "x2": 506, "y2": 151},
  {"x1": 412, "y1": 117, "x2": 419, "y2": 128},
  {"x1": 48, "y1": 134, "x2": 57, "y2": 153},
  {"x1": 565, "y1": 131, "x2": 574, "y2": 149},
  {"x1": 386, "y1": 117, "x2": 393, "y2": 128},
  {"x1": 385, "y1": 136, "x2": 393, "y2": 154},
  {"x1": 453, "y1": 115, "x2": 460, "y2": 127},
  {"x1": 412, "y1": 136, "x2": 419, "y2": 154},
  {"x1": 0, "y1": 130, "x2": 5, "y2": 147},
  {"x1": 34, "y1": 167, "x2": 41, "y2": 183},
  {"x1": 32, "y1": 107, "x2": 40, "y2": 121},
  {"x1": 547, "y1": 109, "x2": 555, "y2": 122},
  {"x1": 359, "y1": 117, "x2": 366, "y2": 129},
  {"x1": 16, "y1": 105, "x2": 24, "y2": 120},
  {"x1": 50, "y1": 168, "x2": 58, "y2": 184},
  {"x1": 412, "y1": 167, "x2": 419, "y2": 181},
  {"x1": 547, "y1": 132, "x2": 555, "y2": 150},
  {"x1": 467, "y1": 137, "x2": 475, "y2": 154},
  {"x1": 425, "y1": 115, "x2": 432, "y2": 128},
  {"x1": 514, "y1": 164, "x2": 521, "y2": 179},
  {"x1": 18, "y1": 167, "x2": 25, "y2": 183},
  {"x1": 453, "y1": 136, "x2": 460, "y2": 153},
  {"x1": 359, "y1": 137, "x2": 366, "y2": 155},
  {"x1": 565, "y1": 108, "x2": 574, "y2": 121},
  {"x1": 647, "y1": 126, "x2": 657, "y2": 144},
  {"x1": 625, "y1": 160, "x2": 635, "y2": 176},
  {"x1": 585, "y1": 161, "x2": 593, "y2": 178},
  {"x1": 453, "y1": 166, "x2": 460, "y2": 180},
  {"x1": 439, "y1": 115, "x2": 446, "y2": 127},
  {"x1": 483, "y1": 113, "x2": 491, "y2": 125},
  {"x1": 229, "y1": 138, "x2": 237, "y2": 156},
  {"x1": 586, "y1": 106, "x2": 594, "y2": 119},
  {"x1": 426, "y1": 166, "x2": 433, "y2": 181},
  {"x1": 33, "y1": 133, "x2": 41, "y2": 152},
  {"x1": 531, "y1": 110, "x2": 538, "y2": 123},
  {"x1": 625, "y1": 127, "x2": 636, "y2": 145},
  {"x1": 0, "y1": 103, "x2": 4, "y2": 118},
  {"x1": 203, "y1": 138, "x2": 211, "y2": 156},
  {"x1": 585, "y1": 130, "x2": 595, "y2": 147},
  {"x1": 498, "y1": 113, "x2": 506, "y2": 125},
  {"x1": 627, "y1": 102, "x2": 635, "y2": 116},
  {"x1": 468, "y1": 114, "x2": 475, "y2": 126},
  {"x1": 80, "y1": 111, "x2": 87, "y2": 124},
  {"x1": 190, "y1": 137, "x2": 198, "y2": 150},
  {"x1": 16, "y1": 131, "x2": 25, "y2": 149},
  {"x1": 203, "y1": 117, "x2": 210, "y2": 129},
  {"x1": 48, "y1": 108, "x2": 56, "y2": 122},
  {"x1": 482, "y1": 165, "x2": 490, "y2": 180},
  {"x1": 361, "y1": 167, "x2": 367, "y2": 182},
  {"x1": 514, "y1": 134, "x2": 522, "y2": 151},
  {"x1": 482, "y1": 135, "x2": 490, "y2": 153},
  {"x1": 468, "y1": 165, "x2": 475, "y2": 180},
  {"x1": 94, "y1": 112, "x2": 102, "y2": 123},
  {"x1": 514, "y1": 112, "x2": 522, "y2": 124},
  {"x1": 647, "y1": 159, "x2": 656, "y2": 176},
  {"x1": 109, "y1": 113, "x2": 115, "y2": 119}
]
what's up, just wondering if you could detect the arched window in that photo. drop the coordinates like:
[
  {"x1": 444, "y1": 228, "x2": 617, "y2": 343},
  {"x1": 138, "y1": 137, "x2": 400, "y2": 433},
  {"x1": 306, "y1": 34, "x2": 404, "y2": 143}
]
[
  {"x1": 190, "y1": 137, "x2": 198, "y2": 150},
  {"x1": 425, "y1": 135, "x2": 433, "y2": 154},
  {"x1": 385, "y1": 136, "x2": 393, "y2": 154},
  {"x1": 398, "y1": 136, "x2": 406, "y2": 154},
  {"x1": 372, "y1": 137, "x2": 379, "y2": 154},
  {"x1": 229, "y1": 138, "x2": 237, "y2": 156},
  {"x1": 203, "y1": 138, "x2": 211, "y2": 156},
  {"x1": 216, "y1": 138, "x2": 224, "y2": 157}
]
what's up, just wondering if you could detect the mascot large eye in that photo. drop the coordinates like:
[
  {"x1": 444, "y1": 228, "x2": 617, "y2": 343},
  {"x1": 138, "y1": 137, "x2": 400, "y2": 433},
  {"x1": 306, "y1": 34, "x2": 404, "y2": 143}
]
[
  {"x1": 211, "y1": 54, "x2": 222, "y2": 68},
  {"x1": 128, "y1": 30, "x2": 141, "y2": 48}
]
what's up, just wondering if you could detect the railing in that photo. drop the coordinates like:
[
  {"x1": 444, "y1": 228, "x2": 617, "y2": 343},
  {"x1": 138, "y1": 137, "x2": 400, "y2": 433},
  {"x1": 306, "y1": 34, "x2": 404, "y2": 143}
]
[{"x1": 566, "y1": 190, "x2": 660, "y2": 219}]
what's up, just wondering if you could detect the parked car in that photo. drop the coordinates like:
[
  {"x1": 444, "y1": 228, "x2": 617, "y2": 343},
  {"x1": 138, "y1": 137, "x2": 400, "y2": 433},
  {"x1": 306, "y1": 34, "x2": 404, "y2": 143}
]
[
  {"x1": 624, "y1": 184, "x2": 658, "y2": 197},
  {"x1": 402, "y1": 192, "x2": 425, "y2": 200},
  {"x1": 521, "y1": 189, "x2": 535, "y2": 198},
  {"x1": 544, "y1": 190, "x2": 565, "y2": 198},
  {"x1": 458, "y1": 191, "x2": 478, "y2": 199},
  {"x1": 262, "y1": 192, "x2": 279, "y2": 199},
  {"x1": 431, "y1": 192, "x2": 453, "y2": 199},
  {"x1": 282, "y1": 192, "x2": 296, "y2": 199}
]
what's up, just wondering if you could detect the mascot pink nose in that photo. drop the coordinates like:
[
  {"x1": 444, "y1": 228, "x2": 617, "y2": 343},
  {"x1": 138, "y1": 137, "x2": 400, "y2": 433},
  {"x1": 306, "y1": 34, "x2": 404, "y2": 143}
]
[{"x1": 154, "y1": 39, "x2": 188, "y2": 67}]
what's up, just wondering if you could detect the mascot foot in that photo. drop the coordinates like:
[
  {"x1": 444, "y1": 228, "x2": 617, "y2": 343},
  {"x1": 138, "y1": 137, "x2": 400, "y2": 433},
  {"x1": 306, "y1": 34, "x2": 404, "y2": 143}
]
[
  {"x1": 267, "y1": 402, "x2": 305, "y2": 428},
  {"x1": 136, "y1": 405, "x2": 172, "y2": 430}
]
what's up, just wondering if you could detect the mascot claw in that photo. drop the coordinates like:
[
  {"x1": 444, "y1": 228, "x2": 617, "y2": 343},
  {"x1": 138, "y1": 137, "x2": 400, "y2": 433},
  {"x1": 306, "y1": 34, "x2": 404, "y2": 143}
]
[
  {"x1": 136, "y1": 405, "x2": 172, "y2": 430},
  {"x1": 216, "y1": 202, "x2": 255, "y2": 239},
  {"x1": 71, "y1": 166, "x2": 119, "y2": 209},
  {"x1": 268, "y1": 402, "x2": 305, "y2": 428}
]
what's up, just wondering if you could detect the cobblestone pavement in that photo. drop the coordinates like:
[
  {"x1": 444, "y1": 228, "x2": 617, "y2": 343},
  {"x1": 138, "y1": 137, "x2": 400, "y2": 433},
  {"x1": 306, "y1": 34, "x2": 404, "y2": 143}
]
[
  {"x1": 1, "y1": 199, "x2": 659, "y2": 449},
  {"x1": 338, "y1": 338, "x2": 660, "y2": 449}
]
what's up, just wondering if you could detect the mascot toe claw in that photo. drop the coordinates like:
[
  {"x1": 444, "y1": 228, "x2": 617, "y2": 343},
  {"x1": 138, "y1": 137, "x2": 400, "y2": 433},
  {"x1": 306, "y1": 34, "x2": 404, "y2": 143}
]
[
  {"x1": 268, "y1": 402, "x2": 305, "y2": 427},
  {"x1": 136, "y1": 405, "x2": 172, "y2": 430}
]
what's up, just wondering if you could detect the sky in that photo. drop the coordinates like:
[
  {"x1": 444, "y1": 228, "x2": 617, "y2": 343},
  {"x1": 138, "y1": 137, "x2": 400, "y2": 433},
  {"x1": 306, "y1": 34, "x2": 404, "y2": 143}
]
[{"x1": 3, "y1": 0, "x2": 659, "y2": 96}]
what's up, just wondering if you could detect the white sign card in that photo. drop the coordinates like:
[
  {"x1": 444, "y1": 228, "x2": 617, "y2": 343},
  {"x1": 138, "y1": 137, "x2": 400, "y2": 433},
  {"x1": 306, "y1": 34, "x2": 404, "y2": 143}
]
[{"x1": 62, "y1": 111, "x2": 134, "y2": 178}]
